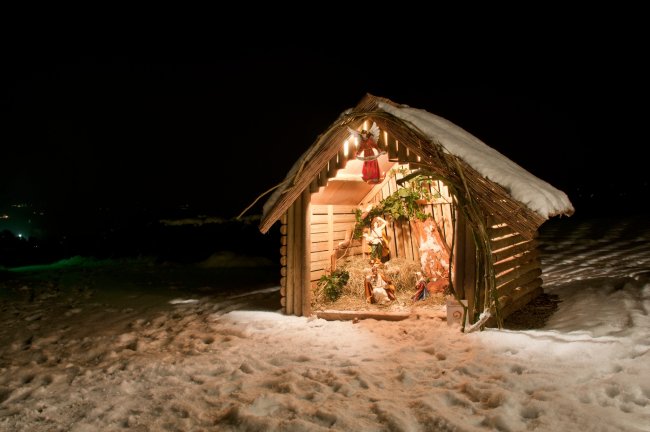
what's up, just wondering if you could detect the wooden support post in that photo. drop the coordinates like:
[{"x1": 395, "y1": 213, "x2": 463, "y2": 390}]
[
  {"x1": 387, "y1": 134, "x2": 398, "y2": 161},
  {"x1": 397, "y1": 139, "x2": 408, "y2": 163},
  {"x1": 301, "y1": 188, "x2": 312, "y2": 316},
  {"x1": 337, "y1": 147, "x2": 348, "y2": 169},
  {"x1": 292, "y1": 193, "x2": 303, "y2": 316},
  {"x1": 318, "y1": 166, "x2": 329, "y2": 187},
  {"x1": 327, "y1": 159, "x2": 338, "y2": 178},
  {"x1": 309, "y1": 178, "x2": 320, "y2": 194}
]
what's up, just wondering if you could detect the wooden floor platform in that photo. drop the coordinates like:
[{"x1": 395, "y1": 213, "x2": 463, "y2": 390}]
[{"x1": 316, "y1": 310, "x2": 412, "y2": 321}]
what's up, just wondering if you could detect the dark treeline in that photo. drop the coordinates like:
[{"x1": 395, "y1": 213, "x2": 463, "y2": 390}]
[{"x1": 0, "y1": 218, "x2": 280, "y2": 268}]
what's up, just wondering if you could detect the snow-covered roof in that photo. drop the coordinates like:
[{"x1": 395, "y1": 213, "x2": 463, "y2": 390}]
[
  {"x1": 377, "y1": 102, "x2": 574, "y2": 220},
  {"x1": 260, "y1": 95, "x2": 574, "y2": 235}
]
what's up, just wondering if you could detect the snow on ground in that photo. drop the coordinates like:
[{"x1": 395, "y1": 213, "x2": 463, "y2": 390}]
[{"x1": 1, "y1": 216, "x2": 649, "y2": 431}]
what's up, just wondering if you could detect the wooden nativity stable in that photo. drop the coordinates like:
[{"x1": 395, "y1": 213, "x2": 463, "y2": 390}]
[{"x1": 259, "y1": 94, "x2": 574, "y2": 329}]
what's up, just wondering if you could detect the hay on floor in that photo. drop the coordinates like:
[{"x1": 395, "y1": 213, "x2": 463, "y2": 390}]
[{"x1": 312, "y1": 256, "x2": 447, "y2": 312}]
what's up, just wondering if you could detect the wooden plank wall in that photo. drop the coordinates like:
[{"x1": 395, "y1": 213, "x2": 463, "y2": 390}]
[
  {"x1": 487, "y1": 216, "x2": 543, "y2": 322},
  {"x1": 309, "y1": 204, "x2": 359, "y2": 284},
  {"x1": 420, "y1": 179, "x2": 454, "y2": 252},
  {"x1": 362, "y1": 169, "x2": 422, "y2": 262}
]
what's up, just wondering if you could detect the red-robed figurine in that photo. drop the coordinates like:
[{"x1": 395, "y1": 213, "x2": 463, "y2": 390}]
[{"x1": 348, "y1": 122, "x2": 386, "y2": 184}]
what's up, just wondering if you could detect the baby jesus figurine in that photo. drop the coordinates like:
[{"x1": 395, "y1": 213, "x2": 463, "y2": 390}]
[{"x1": 364, "y1": 263, "x2": 396, "y2": 304}]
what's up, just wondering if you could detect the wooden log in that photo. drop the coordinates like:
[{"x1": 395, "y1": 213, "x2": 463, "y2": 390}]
[
  {"x1": 496, "y1": 268, "x2": 542, "y2": 300},
  {"x1": 280, "y1": 255, "x2": 287, "y2": 266},
  {"x1": 489, "y1": 225, "x2": 515, "y2": 239},
  {"x1": 463, "y1": 219, "x2": 476, "y2": 314},
  {"x1": 496, "y1": 277, "x2": 544, "y2": 309},
  {"x1": 280, "y1": 276, "x2": 286, "y2": 288},
  {"x1": 280, "y1": 225, "x2": 288, "y2": 236},
  {"x1": 501, "y1": 283, "x2": 544, "y2": 318},
  {"x1": 280, "y1": 235, "x2": 287, "y2": 245},
  {"x1": 487, "y1": 281, "x2": 544, "y2": 326},
  {"x1": 495, "y1": 259, "x2": 541, "y2": 287},
  {"x1": 280, "y1": 245, "x2": 287, "y2": 256},
  {"x1": 491, "y1": 233, "x2": 525, "y2": 252},
  {"x1": 386, "y1": 134, "x2": 399, "y2": 161},
  {"x1": 301, "y1": 188, "x2": 312, "y2": 317},
  {"x1": 337, "y1": 147, "x2": 348, "y2": 168},
  {"x1": 318, "y1": 166, "x2": 329, "y2": 187},
  {"x1": 327, "y1": 159, "x2": 338, "y2": 178},
  {"x1": 407, "y1": 148, "x2": 420, "y2": 163},
  {"x1": 441, "y1": 204, "x2": 453, "y2": 250},
  {"x1": 292, "y1": 194, "x2": 303, "y2": 316},
  {"x1": 452, "y1": 211, "x2": 466, "y2": 300},
  {"x1": 493, "y1": 249, "x2": 539, "y2": 275},
  {"x1": 397, "y1": 140, "x2": 408, "y2": 163},
  {"x1": 281, "y1": 266, "x2": 287, "y2": 277},
  {"x1": 493, "y1": 239, "x2": 537, "y2": 263},
  {"x1": 309, "y1": 178, "x2": 320, "y2": 194}
]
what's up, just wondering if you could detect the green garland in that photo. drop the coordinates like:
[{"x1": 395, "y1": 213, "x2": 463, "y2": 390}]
[{"x1": 353, "y1": 171, "x2": 438, "y2": 240}]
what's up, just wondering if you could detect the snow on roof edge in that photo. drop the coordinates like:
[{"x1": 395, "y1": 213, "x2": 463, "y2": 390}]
[{"x1": 377, "y1": 101, "x2": 574, "y2": 219}]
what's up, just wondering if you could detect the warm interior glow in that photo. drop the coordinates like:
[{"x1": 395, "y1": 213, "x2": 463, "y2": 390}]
[{"x1": 343, "y1": 139, "x2": 349, "y2": 157}]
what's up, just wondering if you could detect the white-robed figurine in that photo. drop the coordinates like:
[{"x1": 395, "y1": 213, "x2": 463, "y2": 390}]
[
  {"x1": 364, "y1": 262, "x2": 396, "y2": 304},
  {"x1": 363, "y1": 216, "x2": 390, "y2": 263}
]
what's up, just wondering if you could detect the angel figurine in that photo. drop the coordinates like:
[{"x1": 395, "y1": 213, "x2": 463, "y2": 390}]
[{"x1": 347, "y1": 122, "x2": 386, "y2": 184}]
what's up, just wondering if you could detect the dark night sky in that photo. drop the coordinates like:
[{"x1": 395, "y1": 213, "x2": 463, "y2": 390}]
[{"x1": 2, "y1": 55, "x2": 649, "y2": 239}]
